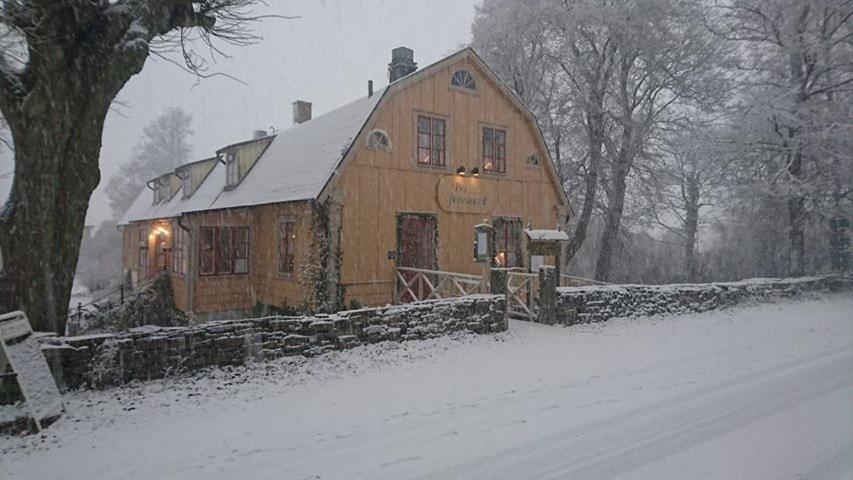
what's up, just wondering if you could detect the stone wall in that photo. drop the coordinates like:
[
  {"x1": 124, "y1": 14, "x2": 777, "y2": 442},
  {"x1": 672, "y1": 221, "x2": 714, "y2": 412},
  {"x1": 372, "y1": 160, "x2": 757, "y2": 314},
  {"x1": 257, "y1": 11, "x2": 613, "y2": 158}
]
[
  {"x1": 555, "y1": 276, "x2": 850, "y2": 325},
  {"x1": 39, "y1": 295, "x2": 506, "y2": 390}
]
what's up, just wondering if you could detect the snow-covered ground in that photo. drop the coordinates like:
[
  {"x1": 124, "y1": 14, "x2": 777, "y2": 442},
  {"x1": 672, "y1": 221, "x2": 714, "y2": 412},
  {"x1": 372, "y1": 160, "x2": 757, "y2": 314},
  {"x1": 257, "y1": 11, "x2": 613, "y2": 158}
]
[{"x1": 1, "y1": 296, "x2": 851, "y2": 479}]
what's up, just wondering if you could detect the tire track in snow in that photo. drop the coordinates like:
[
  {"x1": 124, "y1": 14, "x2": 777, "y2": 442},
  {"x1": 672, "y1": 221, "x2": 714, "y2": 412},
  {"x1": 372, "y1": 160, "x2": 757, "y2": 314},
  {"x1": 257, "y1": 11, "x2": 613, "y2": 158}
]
[{"x1": 422, "y1": 347, "x2": 853, "y2": 480}]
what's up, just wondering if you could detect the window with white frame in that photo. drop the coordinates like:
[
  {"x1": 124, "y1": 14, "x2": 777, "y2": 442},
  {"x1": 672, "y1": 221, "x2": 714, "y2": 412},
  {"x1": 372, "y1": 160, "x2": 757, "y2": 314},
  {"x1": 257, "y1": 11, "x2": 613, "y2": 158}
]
[
  {"x1": 225, "y1": 152, "x2": 239, "y2": 188},
  {"x1": 171, "y1": 227, "x2": 188, "y2": 275},
  {"x1": 158, "y1": 177, "x2": 171, "y2": 202},
  {"x1": 451, "y1": 70, "x2": 477, "y2": 91},
  {"x1": 180, "y1": 172, "x2": 191, "y2": 198},
  {"x1": 137, "y1": 225, "x2": 148, "y2": 268},
  {"x1": 367, "y1": 130, "x2": 392, "y2": 151},
  {"x1": 152, "y1": 180, "x2": 162, "y2": 204}
]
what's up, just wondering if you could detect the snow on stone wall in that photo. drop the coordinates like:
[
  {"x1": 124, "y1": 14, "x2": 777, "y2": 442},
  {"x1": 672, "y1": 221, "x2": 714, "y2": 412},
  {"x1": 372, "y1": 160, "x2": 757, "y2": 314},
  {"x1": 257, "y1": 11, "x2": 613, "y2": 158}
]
[
  {"x1": 38, "y1": 295, "x2": 506, "y2": 390},
  {"x1": 555, "y1": 276, "x2": 850, "y2": 325}
]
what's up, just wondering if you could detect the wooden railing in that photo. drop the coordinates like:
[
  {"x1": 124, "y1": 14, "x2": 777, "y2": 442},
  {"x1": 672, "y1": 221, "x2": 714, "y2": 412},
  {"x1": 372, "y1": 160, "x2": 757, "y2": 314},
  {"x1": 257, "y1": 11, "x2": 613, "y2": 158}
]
[
  {"x1": 506, "y1": 271, "x2": 540, "y2": 321},
  {"x1": 560, "y1": 275, "x2": 610, "y2": 287},
  {"x1": 395, "y1": 267, "x2": 487, "y2": 303}
]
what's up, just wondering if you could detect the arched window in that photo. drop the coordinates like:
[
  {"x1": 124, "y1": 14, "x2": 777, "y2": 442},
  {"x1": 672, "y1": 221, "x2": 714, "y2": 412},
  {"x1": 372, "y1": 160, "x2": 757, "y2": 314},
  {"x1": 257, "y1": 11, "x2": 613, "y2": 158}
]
[
  {"x1": 367, "y1": 129, "x2": 392, "y2": 151},
  {"x1": 451, "y1": 70, "x2": 477, "y2": 91}
]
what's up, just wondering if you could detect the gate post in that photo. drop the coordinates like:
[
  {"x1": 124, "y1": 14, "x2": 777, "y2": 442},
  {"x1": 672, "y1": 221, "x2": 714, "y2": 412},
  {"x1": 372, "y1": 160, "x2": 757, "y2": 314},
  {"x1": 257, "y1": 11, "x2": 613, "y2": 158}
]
[
  {"x1": 490, "y1": 268, "x2": 507, "y2": 295},
  {"x1": 538, "y1": 266, "x2": 558, "y2": 325}
]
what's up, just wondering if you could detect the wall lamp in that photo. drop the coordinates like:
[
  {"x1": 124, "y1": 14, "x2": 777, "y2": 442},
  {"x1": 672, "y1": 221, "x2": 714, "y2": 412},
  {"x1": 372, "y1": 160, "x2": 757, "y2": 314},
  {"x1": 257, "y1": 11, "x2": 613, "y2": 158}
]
[
  {"x1": 470, "y1": 167, "x2": 480, "y2": 177},
  {"x1": 456, "y1": 166, "x2": 466, "y2": 176}
]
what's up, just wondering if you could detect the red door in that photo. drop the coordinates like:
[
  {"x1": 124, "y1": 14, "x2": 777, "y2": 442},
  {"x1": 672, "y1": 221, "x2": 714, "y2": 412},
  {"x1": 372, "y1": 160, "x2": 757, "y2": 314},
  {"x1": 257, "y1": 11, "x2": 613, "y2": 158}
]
[{"x1": 398, "y1": 214, "x2": 437, "y2": 302}]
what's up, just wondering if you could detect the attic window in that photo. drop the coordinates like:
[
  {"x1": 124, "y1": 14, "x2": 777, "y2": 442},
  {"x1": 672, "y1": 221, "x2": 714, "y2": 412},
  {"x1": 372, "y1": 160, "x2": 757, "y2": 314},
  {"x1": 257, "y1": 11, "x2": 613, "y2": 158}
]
[
  {"x1": 158, "y1": 178, "x2": 170, "y2": 202},
  {"x1": 366, "y1": 129, "x2": 392, "y2": 151},
  {"x1": 225, "y1": 152, "x2": 238, "y2": 188},
  {"x1": 180, "y1": 172, "x2": 191, "y2": 198},
  {"x1": 153, "y1": 178, "x2": 168, "y2": 204},
  {"x1": 451, "y1": 70, "x2": 476, "y2": 91},
  {"x1": 527, "y1": 154, "x2": 540, "y2": 167}
]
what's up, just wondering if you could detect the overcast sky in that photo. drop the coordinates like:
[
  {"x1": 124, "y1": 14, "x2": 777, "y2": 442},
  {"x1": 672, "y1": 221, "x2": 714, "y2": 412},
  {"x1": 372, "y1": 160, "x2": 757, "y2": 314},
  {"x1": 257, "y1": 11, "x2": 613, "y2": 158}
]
[{"x1": 0, "y1": 0, "x2": 479, "y2": 226}]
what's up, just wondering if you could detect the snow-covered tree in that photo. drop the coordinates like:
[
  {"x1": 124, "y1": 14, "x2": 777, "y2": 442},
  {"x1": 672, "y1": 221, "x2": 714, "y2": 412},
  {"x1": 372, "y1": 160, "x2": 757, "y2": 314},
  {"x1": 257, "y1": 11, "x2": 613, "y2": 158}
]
[
  {"x1": 0, "y1": 0, "x2": 269, "y2": 334},
  {"x1": 715, "y1": 0, "x2": 853, "y2": 276}
]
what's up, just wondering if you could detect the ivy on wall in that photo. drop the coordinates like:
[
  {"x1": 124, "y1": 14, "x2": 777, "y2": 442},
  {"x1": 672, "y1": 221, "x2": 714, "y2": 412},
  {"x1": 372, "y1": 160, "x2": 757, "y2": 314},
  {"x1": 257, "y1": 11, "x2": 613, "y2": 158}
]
[{"x1": 299, "y1": 199, "x2": 344, "y2": 313}]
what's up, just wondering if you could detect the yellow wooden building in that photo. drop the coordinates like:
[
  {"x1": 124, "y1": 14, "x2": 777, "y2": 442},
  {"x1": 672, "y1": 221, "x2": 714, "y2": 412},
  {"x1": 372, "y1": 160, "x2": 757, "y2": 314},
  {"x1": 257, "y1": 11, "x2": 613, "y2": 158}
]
[{"x1": 119, "y1": 47, "x2": 570, "y2": 319}]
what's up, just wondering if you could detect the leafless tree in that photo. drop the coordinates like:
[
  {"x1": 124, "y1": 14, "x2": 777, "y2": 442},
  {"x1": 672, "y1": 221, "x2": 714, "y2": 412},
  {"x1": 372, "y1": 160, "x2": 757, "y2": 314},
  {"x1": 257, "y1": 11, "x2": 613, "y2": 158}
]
[{"x1": 106, "y1": 106, "x2": 194, "y2": 219}]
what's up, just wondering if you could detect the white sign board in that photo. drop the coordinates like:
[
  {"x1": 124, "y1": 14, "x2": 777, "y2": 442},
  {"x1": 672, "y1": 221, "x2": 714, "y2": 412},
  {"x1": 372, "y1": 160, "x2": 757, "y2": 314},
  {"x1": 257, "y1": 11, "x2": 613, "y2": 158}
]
[{"x1": 0, "y1": 311, "x2": 63, "y2": 431}]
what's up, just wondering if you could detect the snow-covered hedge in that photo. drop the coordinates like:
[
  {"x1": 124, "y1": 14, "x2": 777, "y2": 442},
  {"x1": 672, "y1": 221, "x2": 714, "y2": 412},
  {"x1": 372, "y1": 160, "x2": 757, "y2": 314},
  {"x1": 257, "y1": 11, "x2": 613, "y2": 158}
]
[
  {"x1": 555, "y1": 276, "x2": 850, "y2": 325},
  {"x1": 38, "y1": 295, "x2": 506, "y2": 390}
]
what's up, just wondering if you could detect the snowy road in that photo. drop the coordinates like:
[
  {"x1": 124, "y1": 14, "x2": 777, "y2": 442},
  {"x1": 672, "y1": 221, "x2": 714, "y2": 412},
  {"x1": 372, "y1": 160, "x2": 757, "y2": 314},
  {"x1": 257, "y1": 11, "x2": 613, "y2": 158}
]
[{"x1": 2, "y1": 296, "x2": 852, "y2": 479}]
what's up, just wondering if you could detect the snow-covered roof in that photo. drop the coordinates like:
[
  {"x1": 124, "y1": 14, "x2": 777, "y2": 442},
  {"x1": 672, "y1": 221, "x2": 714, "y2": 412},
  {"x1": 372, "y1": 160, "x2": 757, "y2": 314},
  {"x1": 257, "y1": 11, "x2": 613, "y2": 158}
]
[
  {"x1": 207, "y1": 89, "x2": 385, "y2": 211},
  {"x1": 524, "y1": 229, "x2": 569, "y2": 242},
  {"x1": 119, "y1": 89, "x2": 385, "y2": 225},
  {"x1": 117, "y1": 162, "x2": 225, "y2": 225}
]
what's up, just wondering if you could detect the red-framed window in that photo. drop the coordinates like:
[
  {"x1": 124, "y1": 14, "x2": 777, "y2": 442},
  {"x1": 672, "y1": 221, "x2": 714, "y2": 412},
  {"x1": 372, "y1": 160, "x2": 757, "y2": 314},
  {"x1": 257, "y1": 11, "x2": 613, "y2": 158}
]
[
  {"x1": 171, "y1": 227, "x2": 187, "y2": 275},
  {"x1": 137, "y1": 225, "x2": 148, "y2": 268},
  {"x1": 199, "y1": 226, "x2": 249, "y2": 275},
  {"x1": 279, "y1": 220, "x2": 296, "y2": 274},
  {"x1": 417, "y1": 115, "x2": 446, "y2": 166},
  {"x1": 494, "y1": 218, "x2": 523, "y2": 268},
  {"x1": 483, "y1": 127, "x2": 507, "y2": 174}
]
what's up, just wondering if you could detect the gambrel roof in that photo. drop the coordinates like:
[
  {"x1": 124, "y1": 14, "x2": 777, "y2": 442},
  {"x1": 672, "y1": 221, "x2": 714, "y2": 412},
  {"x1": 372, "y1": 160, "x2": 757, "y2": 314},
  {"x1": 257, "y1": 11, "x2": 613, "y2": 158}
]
[{"x1": 118, "y1": 48, "x2": 568, "y2": 226}]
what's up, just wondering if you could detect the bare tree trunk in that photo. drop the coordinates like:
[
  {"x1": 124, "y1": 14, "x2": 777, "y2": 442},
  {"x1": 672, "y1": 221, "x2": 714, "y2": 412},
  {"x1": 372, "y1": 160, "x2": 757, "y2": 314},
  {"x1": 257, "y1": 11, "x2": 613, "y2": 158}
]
[
  {"x1": 565, "y1": 103, "x2": 605, "y2": 263},
  {"x1": 787, "y1": 147, "x2": 806, "y2": 277},
  {"x1": 0, "y1": 1, "x2": 260, "y2": 333},
  {"x1": 0, "y1": 88, "x2": 116, "y2": 334},
  {"x1": 594, "y1": 135, "x2": 632, "y2": 282},
  {"x1": 683, "y1": 176, "x2": 700, "y2": 282},
  {"x1": 0, "y1": 16, "x2": 149, "y2": 333}
]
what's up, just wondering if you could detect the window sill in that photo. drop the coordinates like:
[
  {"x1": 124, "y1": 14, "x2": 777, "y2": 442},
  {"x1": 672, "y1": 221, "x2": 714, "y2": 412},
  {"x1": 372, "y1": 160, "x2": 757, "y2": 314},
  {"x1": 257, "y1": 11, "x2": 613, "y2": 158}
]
[
  {"x1": 413, "y1": 162, "x2": 449, "y2": 171},
  {"x1": 198, "y1": 272, "x2": 250, "y2": 277}
]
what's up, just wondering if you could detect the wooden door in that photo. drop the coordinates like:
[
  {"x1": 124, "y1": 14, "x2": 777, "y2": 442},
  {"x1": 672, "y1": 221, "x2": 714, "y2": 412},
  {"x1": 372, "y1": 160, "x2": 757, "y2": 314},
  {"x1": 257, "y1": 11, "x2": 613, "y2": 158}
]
[{"x1": 398, "y1": 214, "x2": 437, "y2": 302}]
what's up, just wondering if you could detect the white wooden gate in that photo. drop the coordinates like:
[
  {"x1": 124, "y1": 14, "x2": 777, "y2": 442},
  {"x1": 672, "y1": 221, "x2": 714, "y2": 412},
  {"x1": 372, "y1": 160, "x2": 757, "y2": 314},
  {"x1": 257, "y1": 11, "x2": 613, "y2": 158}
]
[
  {"x1": 506, "y1": 271, "x2": 540, "y2": 321},
  {"x1": 395, "y1": 267, "x2": 487, "y2": 303}
]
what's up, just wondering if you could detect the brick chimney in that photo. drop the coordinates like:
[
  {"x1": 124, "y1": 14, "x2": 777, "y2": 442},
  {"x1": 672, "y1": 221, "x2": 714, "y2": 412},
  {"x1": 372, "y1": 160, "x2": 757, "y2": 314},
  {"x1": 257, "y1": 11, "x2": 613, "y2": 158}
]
[
  {"x1": 292, "y1": 100, "x2": 312, "y2": 125},
  {"x1": 388, "y1": 47, "x2": 417, "y2": 83}
]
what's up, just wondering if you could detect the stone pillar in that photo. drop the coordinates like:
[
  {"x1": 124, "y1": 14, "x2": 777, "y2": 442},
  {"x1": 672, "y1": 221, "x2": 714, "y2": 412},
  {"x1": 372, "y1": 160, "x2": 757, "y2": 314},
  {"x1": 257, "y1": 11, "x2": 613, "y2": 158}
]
[
  {"x1": 490, "y1": 268, "x2": 508, "y2": 296},
  {"x1": 538, "y1": 266, "x2": 558, "y2": 325}
]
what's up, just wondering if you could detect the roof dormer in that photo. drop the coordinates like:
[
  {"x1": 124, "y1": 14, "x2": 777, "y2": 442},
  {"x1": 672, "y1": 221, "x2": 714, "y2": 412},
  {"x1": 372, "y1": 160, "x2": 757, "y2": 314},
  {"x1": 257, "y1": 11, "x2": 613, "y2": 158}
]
[
  {"x1": 149, "y1": 173, "x2": 180, "y2": 204},
  {"x1": 216, "y1": 134, "x2": 276, "y2": 191},
  {"x1": 176, "y1": 157, "x2": 218, "y2": 199}
]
